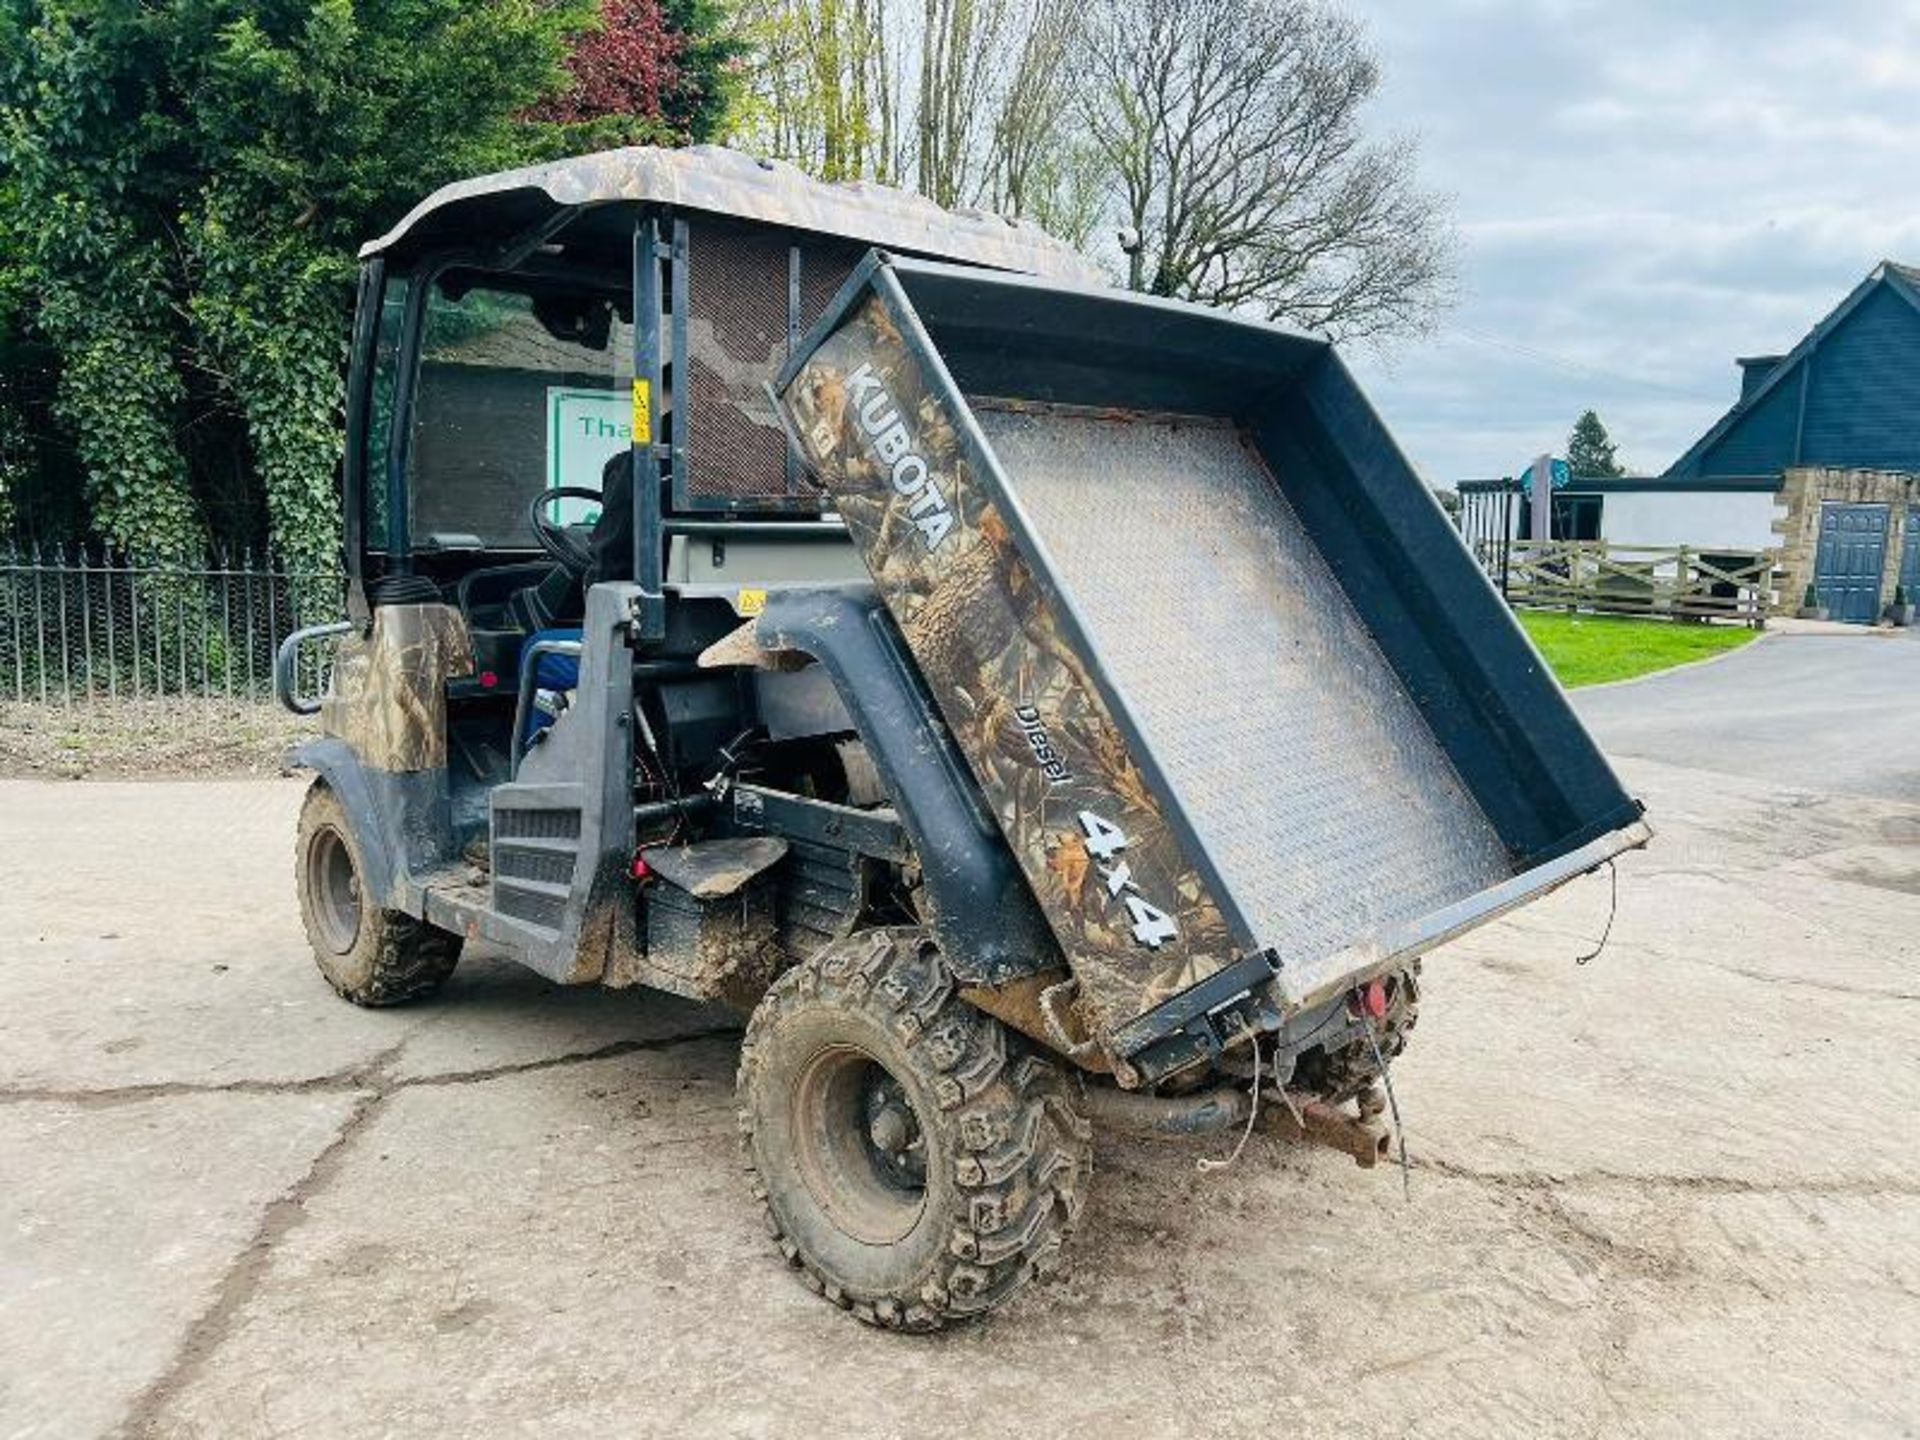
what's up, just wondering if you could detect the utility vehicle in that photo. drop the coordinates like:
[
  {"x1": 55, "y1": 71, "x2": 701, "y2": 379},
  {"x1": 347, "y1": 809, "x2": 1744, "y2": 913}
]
[{"x1": 278, "y1": 145, "x2": 1648, "y2": 1330}]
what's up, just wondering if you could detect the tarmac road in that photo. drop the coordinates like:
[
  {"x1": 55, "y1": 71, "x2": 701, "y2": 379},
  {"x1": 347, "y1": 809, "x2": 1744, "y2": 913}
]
[
  {"x1": 2, "y1": 632, "x2": 1916, "y2": 1439},
  {"x1": 1575, "y1": 625, "x2": 1920, "y2": 802}
]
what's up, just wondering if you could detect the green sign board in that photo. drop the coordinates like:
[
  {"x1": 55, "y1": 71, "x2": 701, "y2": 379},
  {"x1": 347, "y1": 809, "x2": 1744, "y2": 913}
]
[{"x1": 545, "y1": 386, "x2": 630, "y2": 524}]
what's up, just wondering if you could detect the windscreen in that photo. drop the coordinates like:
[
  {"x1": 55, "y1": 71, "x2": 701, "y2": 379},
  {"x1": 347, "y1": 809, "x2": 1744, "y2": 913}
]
[{"x1": 406, "y1": 275, "x2": 633, "y2": 549}]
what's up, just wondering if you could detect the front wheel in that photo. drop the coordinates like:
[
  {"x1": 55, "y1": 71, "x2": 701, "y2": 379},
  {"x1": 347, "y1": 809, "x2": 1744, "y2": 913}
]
[
  {"x1": 295, "y1": 781, "x2": 461, "y2": 1006},
  {"x1": 736, "y1": 928, "x2": 1092, "y2": 1330}
]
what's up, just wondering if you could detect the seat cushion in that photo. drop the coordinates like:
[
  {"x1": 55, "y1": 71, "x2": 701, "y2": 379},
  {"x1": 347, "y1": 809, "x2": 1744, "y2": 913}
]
[
  {"x1": 523, "y1": 628, "x2": 583, "y2": 691},
  {"x1": 520, "y1": 628, "x2": 583, "y2": 741}
]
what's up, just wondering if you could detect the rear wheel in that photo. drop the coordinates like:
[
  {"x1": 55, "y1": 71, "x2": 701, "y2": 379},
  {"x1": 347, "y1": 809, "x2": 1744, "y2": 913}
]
[
  {"x1": 295, "y1": 781, "x2": 461, "y2": 1006},
  {"x1": 737, "y1": 927, "x2": 1091, "y2": 1330}
]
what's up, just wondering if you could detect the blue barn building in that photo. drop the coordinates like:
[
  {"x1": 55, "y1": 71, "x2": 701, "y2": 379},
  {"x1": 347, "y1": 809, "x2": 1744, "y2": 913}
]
[
  {"x1": 1666, "y1": 262, "x2": 1920, "y2": 485},
  {"x1": 1460, "y1": 262, "x2": 1920, "y2": 623},
  {"x1": 1664, "y1": 260, "x2": 1920, "y2": 622}
]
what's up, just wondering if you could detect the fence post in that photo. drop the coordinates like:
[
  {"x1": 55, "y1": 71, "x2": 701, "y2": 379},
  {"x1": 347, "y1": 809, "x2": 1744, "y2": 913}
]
[
  {"x1": 78, "y1": 547, "x2": 93, "y2": 699},
  {"x1": 243, "y1": 547, "x2": 258, "y2": 697},
  {"x1": 105, "y1": 552, "x2": 117, "y2": 699},
  {"x1": 150, "y1": 559, "x2": 163, "y2": 695},
  {"x1": 3, "y1": 544, "x2": 22, "y2": 702},
  {"x1": 219, "y1": 547, "x2": 233, "y2": 698},
  {"x1": 54, "y1": 542, "x2": 71, "y2": 705},
  {"x1": 32, "y1": 541, "x2": 48, "y2": 705},
  {"x1": 1499, "y1": 485, "x2": 1512, "y2": 598}
]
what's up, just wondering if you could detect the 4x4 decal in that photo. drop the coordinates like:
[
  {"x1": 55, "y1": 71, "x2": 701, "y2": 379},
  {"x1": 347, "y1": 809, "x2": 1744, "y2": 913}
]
[{"x1": 1077, "y1": 810, "x2": 1179, "y2": 949}]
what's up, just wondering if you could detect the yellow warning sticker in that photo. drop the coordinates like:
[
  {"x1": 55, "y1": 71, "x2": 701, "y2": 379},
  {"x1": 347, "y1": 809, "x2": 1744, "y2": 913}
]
[
  {"x1": 736, "y1": 588, "x2": 768, "y2": 617},
  {"x1": 631, "y1": 379, "x2": 652, "y2": 445}
]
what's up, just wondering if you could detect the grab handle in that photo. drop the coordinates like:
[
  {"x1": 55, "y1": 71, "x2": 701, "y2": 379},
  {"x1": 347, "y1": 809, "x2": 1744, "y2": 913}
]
[{"x1": 274, "y1": 621, "x2": 354, "y2": 715}]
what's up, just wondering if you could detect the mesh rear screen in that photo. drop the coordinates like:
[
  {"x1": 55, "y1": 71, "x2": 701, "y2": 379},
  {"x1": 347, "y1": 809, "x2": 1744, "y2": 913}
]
[
  {"x1": 799, "y1": 239, "x2": 868, "y2": 332},
  {"x1": 681, "y1": 219, "x2": 866, "y2": 510}
]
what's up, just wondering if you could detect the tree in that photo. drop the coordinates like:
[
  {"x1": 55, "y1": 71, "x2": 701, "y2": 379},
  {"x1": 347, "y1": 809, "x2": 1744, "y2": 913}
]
[
  {"x1": 915, "y1": 0, "x2": 1009, "y2": 206},
  {"x1": 731, "y1": 0, "x2": 1088, "y2": 214},
  {"x1": 1567, "y1": 410, "x2": 1625, "y2": 477},
  {"x1": 984, "y1": 4, "x2": 1085, "y2": 226},
  {"x1": 1078, "y1": 0, "x2": 1455, "y2": 341},
  {"x1": 0, "y1": 0, "x2": 737, "y2": 560},
  {"x1": 663, "y1": 0, "x2": 753, "y2": 143},
  {"x1": 733, "y1": 0, "x2": 898, "y2": 182},
  {"x1": 524, "y1": 0, "x2": 747, "y2": 146},
  {"x1": 732, "y1": 0, "x2": 1454, "y2": 343}
]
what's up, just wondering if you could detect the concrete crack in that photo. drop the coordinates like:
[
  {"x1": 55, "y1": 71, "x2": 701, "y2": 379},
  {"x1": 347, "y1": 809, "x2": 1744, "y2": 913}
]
[
  {"x1": 1668, "y1": 953, "x2": 1920, "y2": 1003},
  {"x1": 399, "y1": 1025, "x2": 741, "y2": 1089},
  {"x1": 111, "y1": 1052, "x2": 400, "y2": 1440},
  {"x1": 1462, "y1": 932, "x2": 1919, "y2": 1003},
  {"x1": 104, "y1": 1022, "x2": 739, "y2": 1437},
  {"x1": 1415, "y1": 1153, "x2": 1920, "y2": 1201},
  {"x1": 0, "y1": 1024, "x2": 741, "y2": 1110}
]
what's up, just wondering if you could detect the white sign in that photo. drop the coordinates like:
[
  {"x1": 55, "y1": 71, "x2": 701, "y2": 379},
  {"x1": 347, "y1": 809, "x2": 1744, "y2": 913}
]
[{"x1": 545, "y1": 386, "x2": 630, "y2": 525}]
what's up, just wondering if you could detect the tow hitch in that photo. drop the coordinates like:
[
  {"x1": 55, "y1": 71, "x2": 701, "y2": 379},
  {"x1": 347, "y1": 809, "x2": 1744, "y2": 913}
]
[{"x1": 1078, "y1": 1081, "x2": 1391, "y2": 1169}]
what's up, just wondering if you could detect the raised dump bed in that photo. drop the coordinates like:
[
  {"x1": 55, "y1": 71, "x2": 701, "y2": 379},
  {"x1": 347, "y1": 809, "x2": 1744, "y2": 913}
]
[{"x1": 775, "y1": 255, "x2": 1647, "y2": 1064}]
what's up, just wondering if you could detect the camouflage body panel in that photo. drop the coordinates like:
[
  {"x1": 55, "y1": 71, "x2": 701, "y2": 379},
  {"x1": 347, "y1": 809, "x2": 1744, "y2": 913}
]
[
  {"x1": 321, "y1": 604, "x2": 473, "y2": 773},
  {"x1": 362, "y1": 144, "x2": 1101, "y2": 286},
  {"x1": 780, "y1": 291, "x2": 1241, "y2": 1042}
]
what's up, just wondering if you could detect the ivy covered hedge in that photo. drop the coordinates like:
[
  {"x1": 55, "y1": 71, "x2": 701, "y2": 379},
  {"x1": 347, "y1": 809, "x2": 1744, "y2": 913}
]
[{"x1": 0, "y1": 0, "x2": 739, "y2": 564}]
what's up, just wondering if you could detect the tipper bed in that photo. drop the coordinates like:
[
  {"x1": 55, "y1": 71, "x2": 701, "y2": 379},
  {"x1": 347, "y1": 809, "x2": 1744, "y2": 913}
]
[{"x1": 776, "y1": 254, "x2": 1647, "y2": 1068}]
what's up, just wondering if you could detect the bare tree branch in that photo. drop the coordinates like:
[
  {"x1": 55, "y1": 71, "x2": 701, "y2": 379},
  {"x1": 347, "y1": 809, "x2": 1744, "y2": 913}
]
[
  {"x1": 1079, "y1": 0, "x2": 1456, "y2": 342},
  {"x1": 729, "y1": 0, "x2": 1452, "y2": 343}
]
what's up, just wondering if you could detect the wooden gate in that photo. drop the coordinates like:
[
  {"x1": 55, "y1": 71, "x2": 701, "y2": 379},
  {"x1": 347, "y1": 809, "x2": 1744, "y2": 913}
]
[{"x1": 1503, "y1": 541, "x2": 1774, "y2": 625}]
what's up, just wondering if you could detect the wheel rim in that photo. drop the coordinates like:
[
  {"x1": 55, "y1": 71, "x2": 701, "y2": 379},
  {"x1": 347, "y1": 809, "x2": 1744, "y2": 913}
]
[
  {"x1": 306, "y1": 825, "x2": 362, "y2": 955},
  {"x1": 789, "y1": 1044, "x2": 928, "y2": 1246}
]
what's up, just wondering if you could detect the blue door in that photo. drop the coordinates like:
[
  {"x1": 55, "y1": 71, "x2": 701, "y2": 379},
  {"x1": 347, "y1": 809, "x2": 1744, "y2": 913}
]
[
  {"x1": 1813, "y1": 503, "x2": 1889, "y2": 623},
  {"x1": 1901, "y1": 507, "x2": 1919, "y2": 597}
]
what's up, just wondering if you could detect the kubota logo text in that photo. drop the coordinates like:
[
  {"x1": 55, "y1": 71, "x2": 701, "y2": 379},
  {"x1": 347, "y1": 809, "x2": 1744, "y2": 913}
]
[{"x1": 846, "y1": 363, "x2": 955, "y2": 551}]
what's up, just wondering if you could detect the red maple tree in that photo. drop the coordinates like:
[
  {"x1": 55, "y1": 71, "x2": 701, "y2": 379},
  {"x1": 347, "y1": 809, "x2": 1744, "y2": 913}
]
[{"x1": 527, "y1": 0, "x2": 687, "y2": 127}]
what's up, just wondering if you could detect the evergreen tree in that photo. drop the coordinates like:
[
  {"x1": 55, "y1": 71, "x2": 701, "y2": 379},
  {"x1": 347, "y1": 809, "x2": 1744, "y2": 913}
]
[
  {"x1": 0, "y1": 0, "x2": 740, "y2": 558},
  {"x1": 665, "y1": 0, "x2": 750, "y2": 142},
  {"x1": 1567, "y1": 409, "x2": 1625, "y2": 478}
]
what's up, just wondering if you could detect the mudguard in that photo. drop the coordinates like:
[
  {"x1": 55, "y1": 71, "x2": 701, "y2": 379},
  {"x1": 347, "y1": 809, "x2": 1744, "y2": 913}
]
[
  {"x1": 754, "y1": 585, "x2": 1061, "y2": 987},
  {"x1": 288, "y1": 736, "x2": 428, "y2": 913},
  {"x1": 289, "y1": 601, "x2": 473, "y2": 919}
]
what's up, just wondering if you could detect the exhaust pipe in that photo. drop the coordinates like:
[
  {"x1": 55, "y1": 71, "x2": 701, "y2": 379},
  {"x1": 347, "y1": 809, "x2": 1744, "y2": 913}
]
[
  {"x1": 1077, "y1": 1081, "x2": 1253, "y2": 1137},
  {"x1": 1079, "y1": 1083, "x2": 1391, "y2": 1168}
]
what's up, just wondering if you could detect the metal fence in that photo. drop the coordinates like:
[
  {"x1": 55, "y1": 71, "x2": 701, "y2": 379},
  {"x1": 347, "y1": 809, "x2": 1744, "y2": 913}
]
[{"x1": 0, "y1": 545, "x2": 345, "y2": 706}]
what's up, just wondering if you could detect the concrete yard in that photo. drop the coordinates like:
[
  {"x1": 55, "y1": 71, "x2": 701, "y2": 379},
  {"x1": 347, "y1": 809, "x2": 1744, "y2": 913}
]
[{"x1": 2, "y1": 631, "x2": 1917, "y2": 1438}]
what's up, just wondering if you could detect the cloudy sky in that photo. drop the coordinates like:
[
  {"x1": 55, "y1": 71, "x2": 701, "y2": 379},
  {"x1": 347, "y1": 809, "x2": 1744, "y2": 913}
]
[{"x1": 1344, "y1": 0, "x2": 1920, "y2": 485}]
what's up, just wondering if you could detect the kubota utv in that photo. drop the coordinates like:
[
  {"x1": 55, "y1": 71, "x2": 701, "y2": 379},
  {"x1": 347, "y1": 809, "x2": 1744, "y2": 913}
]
[{"x1": 276, "y1": 145, "x2": 1648, "y2": 1330}]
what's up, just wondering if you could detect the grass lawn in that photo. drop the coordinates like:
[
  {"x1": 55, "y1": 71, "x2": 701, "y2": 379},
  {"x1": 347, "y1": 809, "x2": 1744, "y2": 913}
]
[{"x1": 1516, "y1": 610, "x2": 1761, "y2": 688}]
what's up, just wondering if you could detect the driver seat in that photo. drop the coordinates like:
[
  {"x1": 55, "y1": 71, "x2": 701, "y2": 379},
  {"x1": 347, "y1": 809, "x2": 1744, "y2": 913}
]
[
  {"x1": 504, "y1": 564, "x2": 583, "y2": 635},
  {"x1": 514, "y1": 451, "x2": 632, "y2": 745}
]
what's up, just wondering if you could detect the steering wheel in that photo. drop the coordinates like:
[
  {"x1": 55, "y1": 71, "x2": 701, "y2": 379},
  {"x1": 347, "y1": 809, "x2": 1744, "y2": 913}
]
[{"x1": 527, "y1": 487, "x2": 602, "y2": 577}]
